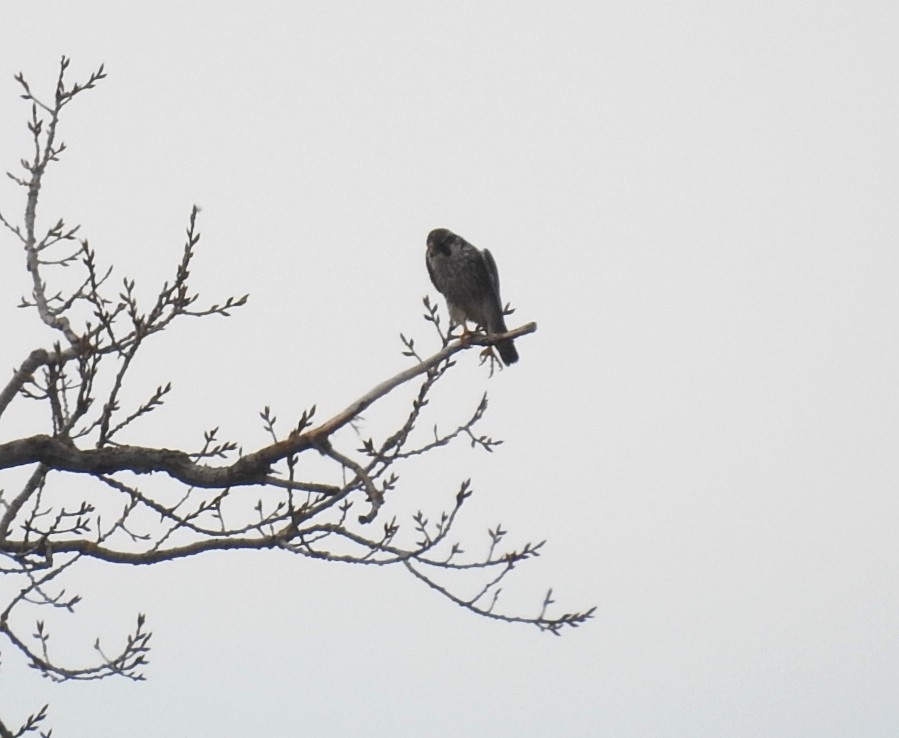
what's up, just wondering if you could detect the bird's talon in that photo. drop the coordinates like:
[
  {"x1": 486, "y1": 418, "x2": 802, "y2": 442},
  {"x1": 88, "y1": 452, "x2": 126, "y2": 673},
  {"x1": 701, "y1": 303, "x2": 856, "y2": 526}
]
[
  {"x1": 449, "y1": 325, "x2": 474, "y2": 344},
  {"x1": 479, "y1": 346, "x2": 503, "y2": 372}
]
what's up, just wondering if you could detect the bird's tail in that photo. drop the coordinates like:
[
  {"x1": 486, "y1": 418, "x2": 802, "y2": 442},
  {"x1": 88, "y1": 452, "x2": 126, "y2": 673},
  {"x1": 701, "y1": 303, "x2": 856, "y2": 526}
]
[
  {"x1": 488, "y1": 312, "x2": 519, "y2": 365},
  {"x1": 497, "y1": 338, "x2": 519, "y2": 365}
]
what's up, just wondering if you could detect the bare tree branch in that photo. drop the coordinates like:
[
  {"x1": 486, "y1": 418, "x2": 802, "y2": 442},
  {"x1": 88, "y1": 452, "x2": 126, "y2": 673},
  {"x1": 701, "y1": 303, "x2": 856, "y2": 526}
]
[
  {"x1": 0, "y1": 57, "x2": 592, "y2": 734},
  {"x1": 0, "y1": 323, "x2": 536, "y2": 486}
]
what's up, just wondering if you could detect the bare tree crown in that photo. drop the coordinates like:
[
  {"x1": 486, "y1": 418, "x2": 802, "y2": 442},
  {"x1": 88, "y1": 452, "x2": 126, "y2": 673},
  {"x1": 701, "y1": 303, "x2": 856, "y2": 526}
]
[{"x1": 0, "y1": 58, "x2": 593, "y2": 737}]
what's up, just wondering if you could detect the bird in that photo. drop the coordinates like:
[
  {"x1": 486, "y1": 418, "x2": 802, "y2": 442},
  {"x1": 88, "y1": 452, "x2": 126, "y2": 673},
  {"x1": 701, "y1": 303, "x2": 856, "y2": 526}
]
[{"x1": 425, "y1": 228, "x2": 519, "y2": 365}]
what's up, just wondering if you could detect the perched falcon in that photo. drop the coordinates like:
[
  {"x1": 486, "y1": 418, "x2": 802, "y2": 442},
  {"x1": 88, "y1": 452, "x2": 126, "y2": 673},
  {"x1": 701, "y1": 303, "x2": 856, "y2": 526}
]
[{"x1": 426, "y1": 228, "x2": 519, "y2": 365}]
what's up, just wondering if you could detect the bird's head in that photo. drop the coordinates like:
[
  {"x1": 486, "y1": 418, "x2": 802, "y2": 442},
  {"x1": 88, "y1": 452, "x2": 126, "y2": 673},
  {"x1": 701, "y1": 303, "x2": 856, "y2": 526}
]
[{"x1": 427, "y1": 228, "x2": 456, "y2": 257}]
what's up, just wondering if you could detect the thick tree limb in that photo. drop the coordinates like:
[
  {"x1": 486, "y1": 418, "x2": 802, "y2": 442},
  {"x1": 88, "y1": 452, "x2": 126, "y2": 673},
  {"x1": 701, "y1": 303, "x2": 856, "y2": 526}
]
[{"x1": 0, "y1": 323, "x2": 537, "y2": 488}]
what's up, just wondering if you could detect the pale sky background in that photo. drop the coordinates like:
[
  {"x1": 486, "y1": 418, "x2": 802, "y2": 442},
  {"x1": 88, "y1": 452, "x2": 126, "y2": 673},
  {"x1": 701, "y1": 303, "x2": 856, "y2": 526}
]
[{"x1": 2, "y1": 2, "x2": 898, "y2": 736}]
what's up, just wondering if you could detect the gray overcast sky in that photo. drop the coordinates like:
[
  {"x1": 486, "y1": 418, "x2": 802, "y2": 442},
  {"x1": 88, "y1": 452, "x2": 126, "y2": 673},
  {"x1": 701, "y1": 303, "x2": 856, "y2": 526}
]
[{"x1": 2, "y1": 2, "x2": 898, "y2": 736}]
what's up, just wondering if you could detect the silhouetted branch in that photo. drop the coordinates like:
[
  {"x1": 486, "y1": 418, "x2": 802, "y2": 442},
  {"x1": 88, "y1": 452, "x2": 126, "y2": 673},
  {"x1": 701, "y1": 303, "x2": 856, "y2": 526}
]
[
  {"x1": 0, "y1": 324, "x2": 536, "y2": 486},
  {"x1": 0, "y1": 57, "x2": 591, "y2": 735}
]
